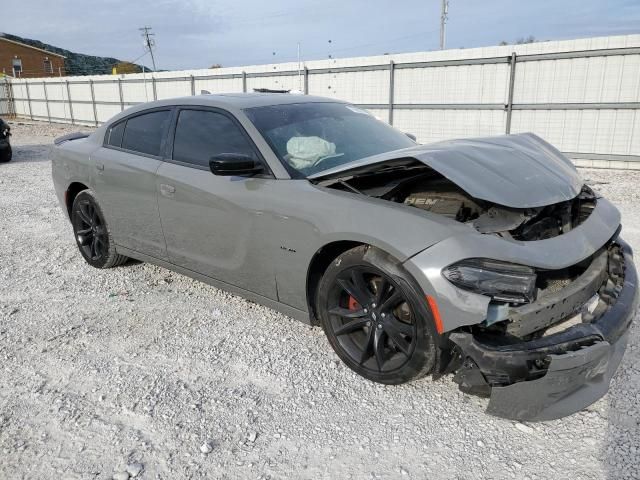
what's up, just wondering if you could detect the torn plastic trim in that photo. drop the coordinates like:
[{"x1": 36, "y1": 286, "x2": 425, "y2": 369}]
[{"x1": 486, "y1": 332, "x2": 628, "y2": 421}]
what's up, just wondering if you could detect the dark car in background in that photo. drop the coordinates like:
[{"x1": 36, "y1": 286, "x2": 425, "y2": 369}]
[{"x1": 0, "y1": 117, "x2": 11, "y2": 163}]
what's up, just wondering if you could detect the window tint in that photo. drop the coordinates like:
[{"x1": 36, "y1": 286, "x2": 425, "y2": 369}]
[
  {"x1": 121, "y1": 110, "x2": 171, "y2": 156},
  {"x1": 173, "y1": 109, "x2": 256, "y2": 168},
  {"x1": 107, "y1": 121, "x2": 125, "y2": 147}
]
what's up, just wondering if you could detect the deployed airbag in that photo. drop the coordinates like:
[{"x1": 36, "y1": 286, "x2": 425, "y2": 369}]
[{"x1": 286, "y1": 136, "x2": 336, "y2": 169}]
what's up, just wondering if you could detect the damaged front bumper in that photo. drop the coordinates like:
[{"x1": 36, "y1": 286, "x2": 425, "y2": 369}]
[{"x1": 449, "y1": 240, "x2": 638, "y2": 421}]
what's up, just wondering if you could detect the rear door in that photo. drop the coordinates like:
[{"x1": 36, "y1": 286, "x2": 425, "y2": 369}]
[
  {"x1": 156, "y1": 107, "x2": 278, "y2": 299},
  {"x1": 92, "y1": 108, "x2": 172, "y2": 260}
]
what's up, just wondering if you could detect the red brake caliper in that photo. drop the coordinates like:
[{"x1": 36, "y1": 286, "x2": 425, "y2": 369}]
[{"x1": 348, "y1": 295, "x2": 360, "y2": 311}]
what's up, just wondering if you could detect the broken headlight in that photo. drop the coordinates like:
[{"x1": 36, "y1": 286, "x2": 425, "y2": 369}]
[{"x1": 442, "y1": 259, "x2": 537, "y2": 304}]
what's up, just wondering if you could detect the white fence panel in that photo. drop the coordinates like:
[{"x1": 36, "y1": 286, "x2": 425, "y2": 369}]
[
  {"x1": 395, "y1": 64, "x2": 509, "y2": 104},
  {"x1": 394, "y1": 109, "x2": 507, "y2": 144},
  {"x1": 155, "y1": 79, "x2": 191, "y2": 99},
  {"x1": 194, "y1": 77, "x2": 243, "y2": 94}
]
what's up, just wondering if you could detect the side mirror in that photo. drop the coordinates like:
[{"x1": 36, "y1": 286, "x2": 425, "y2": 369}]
[
  {"x1": 209, "y1": 153, "x2": 264, "y2": 176},
  {"x1": 405, "y1": 132, "x2": 417, "y2": 142}
]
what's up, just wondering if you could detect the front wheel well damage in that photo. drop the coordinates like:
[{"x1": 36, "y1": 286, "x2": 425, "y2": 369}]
[{"x1": 65, "y1": 182, "x2": 89, "y2": 219}]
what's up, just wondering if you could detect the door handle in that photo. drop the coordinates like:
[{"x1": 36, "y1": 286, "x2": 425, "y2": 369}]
[{"x1": 160, "y1": 183, "x2": 176, "y2": 197}]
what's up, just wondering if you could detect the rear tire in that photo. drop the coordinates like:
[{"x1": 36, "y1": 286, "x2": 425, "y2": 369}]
[
  {"x1": 71, "y1": 190, "x2": 127, "y2": 268},
  {"x1": 316, "y1": 245, "x2": 439, "y2": 384}
]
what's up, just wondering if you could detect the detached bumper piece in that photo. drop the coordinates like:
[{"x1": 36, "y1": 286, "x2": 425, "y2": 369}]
[{"x1": 450, "y1": 240, "x2": 638, "y2": 421}]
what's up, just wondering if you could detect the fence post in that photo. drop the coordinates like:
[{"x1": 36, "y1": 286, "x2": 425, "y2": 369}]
[
  {"x1": 190, "y1": 75, "x2": 195, "y2": 96},
  {"x1": 65, "y1": 80, "x2": 75, "y2": 125},
  {"x1": 43, "y1": 81, "x2": 51, "y2": 123},
  {"x1": 505, "y1": 52, "x2": 517, "y2": 134},
  {"x1": 304, "y1": 67, "x2": 309, "y2": 94},
  {"x1": 242, "y1": 71, "x2": 247, "y2": 93},
  {"x1": 117, "y1": 78, "x2": 124, "y2": 111},
  {"x1": 152, "y1": 77, "x2": 157, "y2": 100},
  {"x1": 1, "y1": 78, "x2": 6, "y2": 116},
  {"x1": 388, "y1": 61, "x2": 395, "y2": 125},
  {"x1": 25, "y1": 81, "x2": 33, "y2": 120},
  {"x1": 90, "y1": 79, "x2": 98, "y2": 126},
  {"x1": 10, "y1": 80, "x2": 16, "y2": 118}
]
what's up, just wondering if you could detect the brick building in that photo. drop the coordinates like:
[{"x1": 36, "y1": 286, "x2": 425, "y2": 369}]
[{"x1": 0, "y1": 36, "x2": 65, "y2": 78}]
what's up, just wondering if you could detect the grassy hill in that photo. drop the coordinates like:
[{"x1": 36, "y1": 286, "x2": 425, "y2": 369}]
[{"x1": 1, "y1": 32, "x2": 149, "y2": 76}]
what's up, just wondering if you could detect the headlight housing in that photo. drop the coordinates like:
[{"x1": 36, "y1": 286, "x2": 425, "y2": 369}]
[{"x1": 442, "y1": 258, "x2": 537, "y2": 304}]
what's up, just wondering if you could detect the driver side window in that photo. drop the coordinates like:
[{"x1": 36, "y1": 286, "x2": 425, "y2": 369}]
[{"x1": 172, "y1": 109, "x2": 256, "y2": 168}]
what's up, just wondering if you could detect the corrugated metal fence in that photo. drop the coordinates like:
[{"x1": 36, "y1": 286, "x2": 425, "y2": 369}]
[{"x1": 2, "y1": 34, "x2": 640, "y2": 168}]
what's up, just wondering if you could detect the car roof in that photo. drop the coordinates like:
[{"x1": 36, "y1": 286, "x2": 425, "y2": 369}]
[{"x1": 130, "y1": 93, "x2": 348, "y2": 111}]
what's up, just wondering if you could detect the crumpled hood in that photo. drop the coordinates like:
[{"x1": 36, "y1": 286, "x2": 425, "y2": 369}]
[{"x1": 311, "y1": 133, "x2": 583, "y2": 209}]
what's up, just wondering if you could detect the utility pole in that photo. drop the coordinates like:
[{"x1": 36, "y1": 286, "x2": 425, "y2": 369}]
[
  {"x1": 139, "y1": 26, "x2": 157, "y2": 71},
  {"x1": 297, "y1": 42, "x2": 302, "y2": 91},
  {"x1": 440, "y1": 0, "x2": 449, "y2": 50}
]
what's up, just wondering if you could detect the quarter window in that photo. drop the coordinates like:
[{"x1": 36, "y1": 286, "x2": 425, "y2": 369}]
[
  {"x1": 173, "y1": 109, "x2": 256, "y2": 168},
  {"x1": 121, "y1": 110, "x2": 171, "y2": 157},
  {"x1": 106, "y1": 121, "x2": 125, "y2": 147}
]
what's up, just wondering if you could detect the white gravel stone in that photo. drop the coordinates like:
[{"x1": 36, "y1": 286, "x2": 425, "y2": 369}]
[
  {"x1": 514, "y1": 422, "x2": 535, "y2": 434},
  {"x1": 126, "y1": 462, "x2": 143, "y2": 477},
  {"x1": 200, "y1": 442, "x2": 213, "y2": 454}
]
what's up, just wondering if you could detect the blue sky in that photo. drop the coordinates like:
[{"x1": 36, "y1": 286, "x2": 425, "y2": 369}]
[{"x1": 6, "y1": 0, "x2": 640, "y2": 71}]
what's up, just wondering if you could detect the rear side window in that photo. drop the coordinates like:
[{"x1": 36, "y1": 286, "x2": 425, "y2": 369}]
[
  {"x1": 106, "y1": 121, "x2": 125, "y2": 147},
  {"x1": 121, "y1": 110, "x2": 171, "y2": 157},
  {"x1": 172, "y1": 109, "x2": 256, "y2": 168}
]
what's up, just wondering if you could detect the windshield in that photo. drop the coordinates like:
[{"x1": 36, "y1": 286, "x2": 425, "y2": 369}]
[{"x1": 244, "y1": 102, "x2": 416, "y2": 177}]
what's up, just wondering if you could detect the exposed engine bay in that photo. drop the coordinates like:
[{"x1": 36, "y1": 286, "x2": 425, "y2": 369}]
[{"x1": 321, "y1": 165, "x2": 597, "y2": 241}]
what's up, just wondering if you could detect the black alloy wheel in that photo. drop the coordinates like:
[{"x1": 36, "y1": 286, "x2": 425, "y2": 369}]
[
  {"x1": 317, "y1": 246, "x2": 438, "y2": 384},
  {"x1": 74, "y1": 198, "x2": 106, "y2": 262},
  {"x1": 71, "y1": 190, "x2": 127, "y2": 268}
]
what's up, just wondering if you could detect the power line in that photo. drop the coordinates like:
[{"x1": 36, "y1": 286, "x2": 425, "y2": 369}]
[{"x1": 139, "y1": 26, "x2": 157, "y2": 71}]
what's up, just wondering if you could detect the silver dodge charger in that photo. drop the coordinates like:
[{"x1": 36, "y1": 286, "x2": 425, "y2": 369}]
[{"x1": 52, "y1": 93, "x2": 638, "y2": 421}]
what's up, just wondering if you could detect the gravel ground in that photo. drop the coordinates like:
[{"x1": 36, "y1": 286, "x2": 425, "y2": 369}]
[{"x1": 1, "y1": 120, "x2": 639, "y2": 480}]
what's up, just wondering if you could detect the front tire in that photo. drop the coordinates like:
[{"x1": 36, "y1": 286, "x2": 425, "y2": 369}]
[
  {"x1": 71, "y1": 190, "x2": 127, "y2": 268},
  {"x1": 316, "y1": 246, "x2": 439, "y2": 384}
]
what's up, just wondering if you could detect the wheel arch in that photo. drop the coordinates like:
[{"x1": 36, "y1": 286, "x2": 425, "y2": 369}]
[
  {"x1": 305, "y1": 240, "x2": 430, "y2": 326},
  {"x1": 306, "y1": 240, "x2": 365, "y2": 325},
  {"x1": 306, "y1": 240, "x2": 447, "y2": 345},
  {"x1": 65, "y1": 181, "x2": 90, "y2": 219}
]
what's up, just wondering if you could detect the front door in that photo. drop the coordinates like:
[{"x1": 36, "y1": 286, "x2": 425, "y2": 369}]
[{"x1": 156, "y1": 107, "x2": 278, "y2": 299}]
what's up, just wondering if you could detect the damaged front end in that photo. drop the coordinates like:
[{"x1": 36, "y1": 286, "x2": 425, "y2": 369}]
[
  {"x1": 448, "y1": 240, "x2": 637, "y2": 421},
  {"x1": 312, "y1": 133, "x2": 637, "y2": 420}
]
